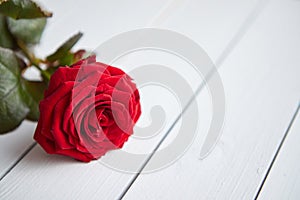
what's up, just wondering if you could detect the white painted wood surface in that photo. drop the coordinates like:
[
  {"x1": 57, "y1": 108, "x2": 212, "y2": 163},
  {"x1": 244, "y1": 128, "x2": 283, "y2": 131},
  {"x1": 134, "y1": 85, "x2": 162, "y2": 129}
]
[
  {"x1": 1, "y1": 0, "x2": 260, "y2": 178},
  {"x1": 122, "y1": 0, "x2": 300, "y2": 199},
  {"x1": 1, "y1": 0, "x2": 299, "y2": 199},
  {"x1": 259, "y1": 109, "x2": 300, "y2": 200},
  {"x1": 0, "y1": 1, "x2": 255, "y2": 199},
  {"x1": 0, "y1": 0, "x2": 172, "y2": 178}
]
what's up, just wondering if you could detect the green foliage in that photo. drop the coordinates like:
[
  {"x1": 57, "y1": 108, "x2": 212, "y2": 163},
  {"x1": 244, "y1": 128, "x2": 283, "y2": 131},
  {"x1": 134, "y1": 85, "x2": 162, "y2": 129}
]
[
  {"x1": 0, "y1": 0, "x2": 84, "y2": 134},
  {"x1": 0, "y1": 0, "x2": 52, "y2": 19},
  {"x1": 47, "y1": 32, "x2": 83, "y2": 62},
  {"x1": 0, "y1": 14, "x2": 15, "y2": 48},
  {"x1": 22, "y1": 80, "x2": 47, "y2": 121},
  {"x1": 0, "y1": 47, "x2": 29, "y2": 133},
  {"x1": 7, "y1": 17, "x2": 47, "y2": 44}
]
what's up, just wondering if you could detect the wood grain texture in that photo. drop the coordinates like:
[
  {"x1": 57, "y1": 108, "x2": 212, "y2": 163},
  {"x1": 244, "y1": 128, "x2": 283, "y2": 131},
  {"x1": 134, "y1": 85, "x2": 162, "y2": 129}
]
[
  {"x1": 0, "y1": 0, "x2": 261, "y2": 199},
  {"x1": 123, "y1": 0, "x2": 300, "y2": 199},
  {"x1": 258, "y1": 108, "x2": 300, "y2": 200}
]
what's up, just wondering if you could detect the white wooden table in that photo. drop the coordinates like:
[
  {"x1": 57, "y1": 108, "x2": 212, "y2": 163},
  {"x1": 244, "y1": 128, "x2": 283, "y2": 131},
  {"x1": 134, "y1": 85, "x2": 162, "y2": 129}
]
[{"x1": 1, "y1": 0, "x2": 300, "y2": 199}]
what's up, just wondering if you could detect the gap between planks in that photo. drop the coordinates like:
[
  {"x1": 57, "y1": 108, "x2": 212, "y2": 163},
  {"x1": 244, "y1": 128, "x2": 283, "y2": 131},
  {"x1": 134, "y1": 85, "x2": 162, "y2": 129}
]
[
  {"x1": 0, "y1": 142, "x2": 37, "y2": 182},
  {"x1": 254, "y1": 102, "x2": 300, "y2": 200}
]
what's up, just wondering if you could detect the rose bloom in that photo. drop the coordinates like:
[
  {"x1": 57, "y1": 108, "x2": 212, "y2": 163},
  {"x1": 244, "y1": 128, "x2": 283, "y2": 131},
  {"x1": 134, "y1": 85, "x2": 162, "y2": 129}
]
[{"x1": 34, "y1": 56, "x2": 141, "y2": 162}]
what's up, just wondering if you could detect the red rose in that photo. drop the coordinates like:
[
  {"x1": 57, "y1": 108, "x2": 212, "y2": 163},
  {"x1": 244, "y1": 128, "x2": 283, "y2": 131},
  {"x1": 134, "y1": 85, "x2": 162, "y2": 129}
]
[{"x1": 34, "y1": 56, "x2": 141, "y2": 162}]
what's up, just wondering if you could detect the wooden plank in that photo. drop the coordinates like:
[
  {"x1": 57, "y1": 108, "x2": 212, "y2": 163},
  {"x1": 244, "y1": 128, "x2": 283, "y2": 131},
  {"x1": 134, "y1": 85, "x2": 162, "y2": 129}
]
[
  {"x1": 258, "y1": 107, "x2": 300, "y2": 200},
  {"x1": 0, "y1": 0, "x2": 261, "y2": 199},
  {"x1": 122, "y1": 0, "x2": 300, "y2": 199}
]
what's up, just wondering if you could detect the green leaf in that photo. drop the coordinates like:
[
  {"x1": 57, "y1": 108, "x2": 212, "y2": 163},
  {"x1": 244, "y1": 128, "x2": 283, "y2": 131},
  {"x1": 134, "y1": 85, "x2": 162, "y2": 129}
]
[
  {"x1": 0, "y1": 47, "x2": 29, "y2": 134},
  {"x1": 58, "y1": 51, "x2": 75, "y2": 66},
  {"x1": 47, "y1": 32, "x2": 83, "y2": 62},
  {"x1": 0, "y1": 0, "x2": 52, "y2": 19},
  {"x1": 7, "y1": 17, "x2": 46, "y2": 44},
  {"x1": 22, "y1": 79, "x2": 47, "y2": 121},
  {"x1": 0, "y1": 14, "x2": 15, "y2": 48}
]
